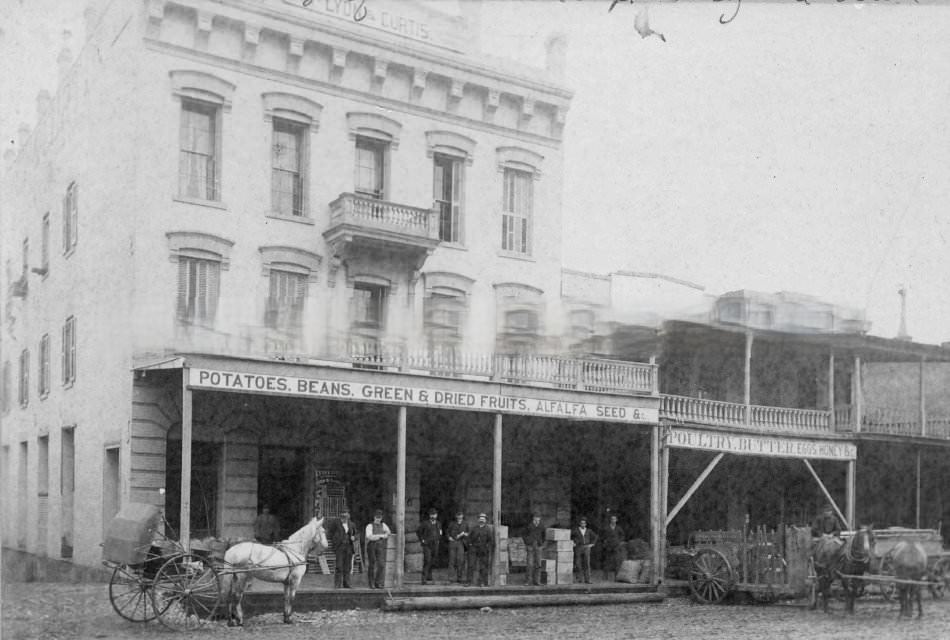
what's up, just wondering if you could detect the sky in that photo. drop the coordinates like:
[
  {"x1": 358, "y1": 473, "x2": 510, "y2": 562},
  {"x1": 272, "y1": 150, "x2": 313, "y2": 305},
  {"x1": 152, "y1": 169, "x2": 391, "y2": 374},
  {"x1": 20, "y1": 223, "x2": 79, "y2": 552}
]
[{"x1": 2, "y1": 0, "x2": 949, "y2": 345}]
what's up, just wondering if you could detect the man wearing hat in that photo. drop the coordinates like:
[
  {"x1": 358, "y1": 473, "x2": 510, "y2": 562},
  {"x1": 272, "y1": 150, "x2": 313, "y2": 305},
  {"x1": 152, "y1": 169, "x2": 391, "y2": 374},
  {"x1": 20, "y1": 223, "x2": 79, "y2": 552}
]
[
  {"x1": 416, "y1": 508, "x2": 442, "y2": 585},
  {"x1": 328, "y1": 507, "x2": 359, "y2": 588},
  {"x1": 467, "y1": 513, "x2": 494, "y2": 587},
  {"x1": 364, "y1": 509, "x2": 391, "y2": 589},
  {"x1": 446, "y1": 510, "x2": 470, "y2": 583},
  {"x1": 522, "y1": 512, "x2": 545, "y2": 586},
  {"x1": 811, "y1": 503, "x2": 841, "y2": 538}
]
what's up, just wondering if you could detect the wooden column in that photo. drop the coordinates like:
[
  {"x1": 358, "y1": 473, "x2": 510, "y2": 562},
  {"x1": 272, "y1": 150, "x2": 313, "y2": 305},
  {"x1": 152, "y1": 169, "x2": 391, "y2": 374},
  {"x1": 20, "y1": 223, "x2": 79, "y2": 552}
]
[
  {"x1": 180, "y1": 368, "x2": 192, "y2": 550},
  {"x1": 744, "y1": 331, "x2": 753, "y2": 425},
  {"x1": 660, "y1": 439, "x2": 670, "y2": 581},
  {"x1": 395, "y1": 406, "x2": 407, "y2": 587},
  {"x1": 853, "y1": 356, "x2": 863, "y2": 433},
  {"x1": 828, "y1": 352, "x2": 835, "y2": 429},
  {"x1": 650, "y1": 426, "x2": 662, "y2": 585},
  {"x1": 916, "y1": 449, "x2": 922, "y2": 529},
  {"x1": 919, "y1": 358, "x2": 927, "y2": 437},
  {"x1": 846, "y1": 459, "x2": 855, "y2": 530},
  {"x1": 492, "y1": 414, "x2": 503, "y2": 585}
]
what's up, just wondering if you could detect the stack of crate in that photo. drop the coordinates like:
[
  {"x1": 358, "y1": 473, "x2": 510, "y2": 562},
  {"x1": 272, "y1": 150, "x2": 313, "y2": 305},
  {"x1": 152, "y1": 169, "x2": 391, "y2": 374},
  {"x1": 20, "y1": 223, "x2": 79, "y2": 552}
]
[
  {"x1": 542, "y1": 528, "x2": 574, "y2": 585},
  {"x1": 494, "y1": 525, "x2": 509, "y2": 586}
]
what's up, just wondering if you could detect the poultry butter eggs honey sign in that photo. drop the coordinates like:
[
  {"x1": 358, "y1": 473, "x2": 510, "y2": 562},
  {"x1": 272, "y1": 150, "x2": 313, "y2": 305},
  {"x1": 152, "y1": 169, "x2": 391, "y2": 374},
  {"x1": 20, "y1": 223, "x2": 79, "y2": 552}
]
[
  {"x1": 667, "y1": 427, "x2": 856, "y2": 461},
  {"x1": 189, "y1": 368, "x2": 658, "y2": 424}
]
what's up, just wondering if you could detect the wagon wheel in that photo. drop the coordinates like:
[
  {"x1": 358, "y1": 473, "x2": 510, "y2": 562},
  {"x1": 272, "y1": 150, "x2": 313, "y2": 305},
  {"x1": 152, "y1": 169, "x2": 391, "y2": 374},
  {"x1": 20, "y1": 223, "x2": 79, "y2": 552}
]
[
  {"x1": 688, "y1": 548, "x2": 735, "y2": 604},
  {"x1": 929, "y1": 557, "x2": 950, "y2": 599},
  {"x1": 878, "y1": 555, "x2": 896, "y2": 601},
  {"x1": 109, "y1": 564, "x2": 158, "y2": 622},
  {"x1": 150, "y1": 554, "x2": 222, "y2": 631},
  {"x1": 806, "y1": 557, "x2": 818, "y2": 608}
]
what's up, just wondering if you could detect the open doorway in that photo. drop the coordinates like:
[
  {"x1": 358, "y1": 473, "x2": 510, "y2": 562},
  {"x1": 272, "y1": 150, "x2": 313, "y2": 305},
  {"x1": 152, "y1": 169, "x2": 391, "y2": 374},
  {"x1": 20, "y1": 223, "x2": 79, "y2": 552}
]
[
  {"x1": 258, "y1": 446, "x2": 307, "y2": 540},
  {"x1": 419, "y1": 455, "x2": 463, "y2": 567}
]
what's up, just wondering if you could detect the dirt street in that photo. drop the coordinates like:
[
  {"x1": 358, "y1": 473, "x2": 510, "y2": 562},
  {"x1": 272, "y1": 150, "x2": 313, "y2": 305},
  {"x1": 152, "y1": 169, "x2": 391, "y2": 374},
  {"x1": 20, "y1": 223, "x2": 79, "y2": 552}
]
[{"x1": 2, "y1": 582, "x2": 948, "y2": 640}]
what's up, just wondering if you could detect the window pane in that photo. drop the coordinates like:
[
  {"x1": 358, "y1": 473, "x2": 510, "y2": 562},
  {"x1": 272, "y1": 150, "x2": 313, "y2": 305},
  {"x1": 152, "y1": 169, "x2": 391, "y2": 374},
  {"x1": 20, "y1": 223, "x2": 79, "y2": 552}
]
[
  {"x1": 355, "y1": 138, "x2": 384, "y2": 198},
  {"x1": 179, "y1": 101, "x2": 217, "y2": 200},
  {"x1": 178, "y1": 257, "x2": 220, "y2": 326}
]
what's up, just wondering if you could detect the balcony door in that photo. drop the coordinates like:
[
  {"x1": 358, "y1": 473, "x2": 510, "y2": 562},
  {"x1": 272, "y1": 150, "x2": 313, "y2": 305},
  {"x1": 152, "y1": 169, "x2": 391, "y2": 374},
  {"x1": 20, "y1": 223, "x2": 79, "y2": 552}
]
[{"x1": 355, "y1": 136, "x2": 386, "y2": 201}]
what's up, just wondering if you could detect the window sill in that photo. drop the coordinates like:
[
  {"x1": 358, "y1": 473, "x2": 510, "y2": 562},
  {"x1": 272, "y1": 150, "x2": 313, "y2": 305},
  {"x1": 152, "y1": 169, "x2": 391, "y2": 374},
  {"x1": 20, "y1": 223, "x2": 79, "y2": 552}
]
[
  {"x1": 63, "y1": 380, "x2": 75, "y2": 391},
  {"x1": 174, "y1": 195, "x2": 228, "y2": 210},
  {"x1": 39, "y1": 391, "x2": 49, "y2": 401},
  {"x1": 265, "y1": 212, "x2": 315, "y2": 226},
  {"x1": 438, "y1": 242, "x2": 467, "y2": 251},
  {"x1": 497, "y1": 250, "x2": 535, "y2": 263},
  {"x1": 63, "y1": 247, "x2": 76, "y2": 260}
]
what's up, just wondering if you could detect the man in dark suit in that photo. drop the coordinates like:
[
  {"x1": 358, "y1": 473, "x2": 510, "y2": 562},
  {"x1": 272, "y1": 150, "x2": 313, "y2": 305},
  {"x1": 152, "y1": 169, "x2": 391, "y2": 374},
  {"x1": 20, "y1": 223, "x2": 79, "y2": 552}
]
[
  {"x1": 328, "y1": 508, "x2": 358, "y2": 588},
  {"x1": 572, "y1": 516, "x2": 598, "y2": 584},
  {"x1": 416, "y1": 508, "x2": 442, "y2": 585},
  {"x1": 522, "y1": 512, "x2": 545, "y2": 586},
  {"x1": 467, "y1": 513, "x2": 494, "y2": 587}
]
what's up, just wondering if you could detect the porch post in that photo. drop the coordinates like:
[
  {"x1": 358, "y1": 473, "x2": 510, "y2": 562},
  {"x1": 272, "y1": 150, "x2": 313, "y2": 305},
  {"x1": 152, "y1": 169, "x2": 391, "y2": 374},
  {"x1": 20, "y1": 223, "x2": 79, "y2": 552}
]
[
  {"x1": 650, "y1": 426, "x2": 662, "y2": 585},
  {"x1": 180, "y1": 367, "x2": 192, "y2": 550},
  {"x1": 828, "y1": 351, "x2": 835, "y2": 429},
  {"x1": 395, "y1": 406, "x2": 407, "y2": 587},
  {"x1": 916, "y1": 449, "x2": 922, "y2": 529},
  {"x1": 846, "y1": 459, "x2": 855, "y2": 530},
  {"x1": 853, "y1": 356, "x2": 863, "y2": 433},
  {"x1": 492, "y1": 413, "x2": 503, "y2": 585},
  {"x1": 744, "y1": 331, "x2": 753, "y2": 425},
  {"x1": 919, "y1": 358, "x2": 927, "y2": 437},
  {"x1": 660, "y1": 436, "x2": 670, "y2": 581}
]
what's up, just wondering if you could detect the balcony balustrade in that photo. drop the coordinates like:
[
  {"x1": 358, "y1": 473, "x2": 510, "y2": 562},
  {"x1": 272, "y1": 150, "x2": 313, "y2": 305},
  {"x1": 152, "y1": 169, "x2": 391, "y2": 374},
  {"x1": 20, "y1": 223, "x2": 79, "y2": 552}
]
[{"x1": 323, "y1": 193, "x2": 440, "y2": 253}]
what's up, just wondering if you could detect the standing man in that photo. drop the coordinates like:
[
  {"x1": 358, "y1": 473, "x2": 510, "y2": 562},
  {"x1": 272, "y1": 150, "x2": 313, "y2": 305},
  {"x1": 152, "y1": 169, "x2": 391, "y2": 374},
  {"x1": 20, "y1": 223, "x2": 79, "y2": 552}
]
[
  {"x1": 523, "y1": 512, "x2": 545, "y2": 586},
  {"x1": 601, "y1": 513, "x2": 626, "y2": 582},
  {"x1": 446, "y1": 510, "x2": 469, "y2": 584},
  {"x1": 468, "y1": 513, "x2": 495, "y2": 587},
  {"x1": 253, "y1": 505, "x2": 280, "y2": 544},
  {"x1": 572, "y1": 516, "x2": 598, "y2": 584},
  {"x1": 329, "y1": 508, "x2": 358, "y2": 588},
  {"x1": 364, "y1": 509, "x2": 391, "y2": 589},
  {"x1": 416, "y1": 508, "x2": 442, "y2": 585}
]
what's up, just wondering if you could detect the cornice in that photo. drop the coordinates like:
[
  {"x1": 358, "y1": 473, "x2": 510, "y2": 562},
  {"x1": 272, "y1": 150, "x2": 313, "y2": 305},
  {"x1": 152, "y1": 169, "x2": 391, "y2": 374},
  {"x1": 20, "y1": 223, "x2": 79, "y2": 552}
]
[{"x1": 144, "y1": 39, "x2": 565, "y2": 150}]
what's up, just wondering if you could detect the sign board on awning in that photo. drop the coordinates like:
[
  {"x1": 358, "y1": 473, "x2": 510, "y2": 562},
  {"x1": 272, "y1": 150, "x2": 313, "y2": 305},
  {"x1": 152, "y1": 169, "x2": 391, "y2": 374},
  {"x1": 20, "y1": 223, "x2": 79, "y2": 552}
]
[{"x1": 667, "y1": 427, "x2": 855, "y2": 461}]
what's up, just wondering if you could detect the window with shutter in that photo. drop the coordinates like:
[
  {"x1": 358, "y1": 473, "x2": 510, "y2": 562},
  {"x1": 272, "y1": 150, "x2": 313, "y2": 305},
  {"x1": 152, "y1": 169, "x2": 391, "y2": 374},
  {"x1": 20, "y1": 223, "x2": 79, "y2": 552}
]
[
  {"x1": 501, "y1": 168, "x2": 532, "y2": 254},
  {"x1": 62, "y1": 317, "x2": 76, "y2": 386},
  {"x1": 177, "y1": 257, "x2": 220, "y2": 327},
  {"x1": 38, "y1": 334, "x2": 50, "y2": 398},
  {"x1": 41, "y1": 213, "x2": 50, "y2": 274},
  {"x1": 266, "y1": 270, "x2": 306, "y2": 331},
  {"x1": 19, "y1": 349, "x2": 29, "y2": 407},
  {"x1": 355, "y1": 136, "x2": 386, "y2": 200},
  {"x1": 62, "y1": 183, "x2": 78, "y2": 254},
  {"x1": 433, "y1": 154, "x2": 463, "y2": 243}
]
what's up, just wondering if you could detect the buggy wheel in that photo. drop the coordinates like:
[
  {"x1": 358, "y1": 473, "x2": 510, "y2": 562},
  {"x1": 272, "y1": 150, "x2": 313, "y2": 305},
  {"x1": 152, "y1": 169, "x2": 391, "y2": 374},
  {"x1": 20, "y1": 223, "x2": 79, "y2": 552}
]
[
  {"x1": 929, "y1": 558, "x2": 950, "y2": 599},
  {"x1": 878, "y1": 556, "x2": 896, "y2": 601},
  {"x1": 109, "y1": 564, "x2": 158, "y2": 622},
  {"x1": 688, "y1": 548, "x2": 734, "y2": 604},
  {"x1": 151, "y1": 554, "x2": 221, "y2": 631}
]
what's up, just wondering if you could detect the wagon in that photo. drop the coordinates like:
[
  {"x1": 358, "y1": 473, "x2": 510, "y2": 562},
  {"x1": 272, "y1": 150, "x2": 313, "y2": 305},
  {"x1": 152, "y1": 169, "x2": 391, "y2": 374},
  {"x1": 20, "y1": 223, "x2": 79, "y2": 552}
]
[
  {"x1": 682, "y1": 525, "x2": 813, "y2": 604},
  {"x1": 864, "y1": 528, "x2": 950, "y2": 600},
  {"x1": 102, "y1": 503, "x2": 223, "y2": 631}
]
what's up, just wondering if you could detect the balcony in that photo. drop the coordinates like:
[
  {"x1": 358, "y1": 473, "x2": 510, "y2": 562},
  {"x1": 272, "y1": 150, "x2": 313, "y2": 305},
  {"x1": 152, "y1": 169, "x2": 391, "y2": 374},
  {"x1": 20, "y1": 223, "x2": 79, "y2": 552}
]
[
  {"x1": 659, "y1": 394, "x2": 950, "y2": 440},
  {"x1": 322, "y1": 193, "x2": 440, "y2": 268},
  {"x1": 322, "y1": 338, "x2": 658, "y2": 396}
]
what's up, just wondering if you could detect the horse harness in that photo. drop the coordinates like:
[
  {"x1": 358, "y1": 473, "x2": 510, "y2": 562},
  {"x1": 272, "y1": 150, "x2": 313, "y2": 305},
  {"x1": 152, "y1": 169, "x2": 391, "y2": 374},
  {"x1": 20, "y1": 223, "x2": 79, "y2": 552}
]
[{"x1": 264, "y1": 542, "x2": 307, "y2": 586}]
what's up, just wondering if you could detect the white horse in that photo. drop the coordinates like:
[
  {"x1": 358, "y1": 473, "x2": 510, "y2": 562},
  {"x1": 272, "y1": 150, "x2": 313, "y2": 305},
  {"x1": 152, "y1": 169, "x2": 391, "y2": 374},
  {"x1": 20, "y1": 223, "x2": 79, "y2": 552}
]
[{"x1": 223, "y1": 516, "x2": 327, "y2": 625}]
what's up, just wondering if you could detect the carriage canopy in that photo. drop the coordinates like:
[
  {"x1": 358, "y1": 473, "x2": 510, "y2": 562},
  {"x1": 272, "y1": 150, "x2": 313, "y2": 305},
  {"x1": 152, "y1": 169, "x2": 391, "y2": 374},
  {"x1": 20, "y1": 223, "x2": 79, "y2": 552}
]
[{"x1": 103, "y1": 502, "x2": 162, "y2": 565}]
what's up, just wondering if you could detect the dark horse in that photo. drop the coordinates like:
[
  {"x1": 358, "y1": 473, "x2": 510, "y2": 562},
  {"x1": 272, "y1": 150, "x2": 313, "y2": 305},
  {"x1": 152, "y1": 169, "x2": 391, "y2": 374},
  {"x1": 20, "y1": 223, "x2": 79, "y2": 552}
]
[
  {"x1": 889, "y1": 539, "x2": 928, "y2": 619},
  {"x1": 811, "y1": 526, "x2": 875, "y2": 613}
]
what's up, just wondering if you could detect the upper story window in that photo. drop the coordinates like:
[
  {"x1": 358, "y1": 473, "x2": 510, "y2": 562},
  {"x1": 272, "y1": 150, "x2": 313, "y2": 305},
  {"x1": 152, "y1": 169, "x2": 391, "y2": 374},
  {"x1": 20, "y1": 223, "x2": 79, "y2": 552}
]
[
  {"x1": 271, "y1": 119, "x2": 306, "y2": 217},
  {"x1": 494, "y1": 282, "x2": 544, "y2": 354},
  {"x1": 355, "y1": 136, "x2": 387, "y2": 200},
  {"x1": 21, "y1": 237, "x2": 29, "y2": 279},
  {"x1": 569, "y1": 309, "x2": 596, "y2": 341},
  {"x1": 179, "y1": 99, "x2": 219, "y2": 201},
  {"x1": 266, "y1": 269, "x2": 306, "y2": 332},
  {"x1": 347, "y1": 112, "x2": 401, "y2": 202},
  {"x1": 38, "y1": 334, "x2": 50, "y2": 399},
  {"x1": 352, "y1": 283, "x2": 386, "y2": 330},
  {"x1": 433, "y1": 154, "x2": 462, "y2": 243},
  {"x1": 63, "y1": 183, "x2": 78, "y2": 255},
  {"x1": 40, "y1": 212, "x2": 50, "y2": 275},
  {"x1": 263, "y1": 92, "x2": 321, "y2": 220},
  {"x1": 18, "y1": 349, "x2": 29, "y2": 407},
  {"x1": 496, "y1": 146, "x2": 543, "y2": 257},
  {"x1": 426, "y1": 131, "x2": 475, "y2": 245},
  {"x1": 1, "y1": 361, "x2": 10, "y2": 413},
  {"x1": 502, "y1": 168, "x2": 532, "y2": 254},
  {"x1": 170, "y1": 70, "x2": 235, "y2": 205},
  {"x1": 62, "y1": 316, "x2": 76, "y2": 386},
  {"x1": 167, "y1": 231, "x2": 234, "y2": 329},
  {"x1": 178, "y1": 257, "x2": 220, "y2": 327},
  {"x1": 258, "y1": 246, "x2": 321, "y2": 336}
]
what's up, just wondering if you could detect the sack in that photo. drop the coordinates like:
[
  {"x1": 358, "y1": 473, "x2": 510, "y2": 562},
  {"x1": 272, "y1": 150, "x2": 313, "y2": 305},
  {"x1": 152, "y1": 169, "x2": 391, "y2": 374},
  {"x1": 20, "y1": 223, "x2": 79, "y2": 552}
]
[{"x1": 617, "y1": 560, "x2": 642, "y2": 583}]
